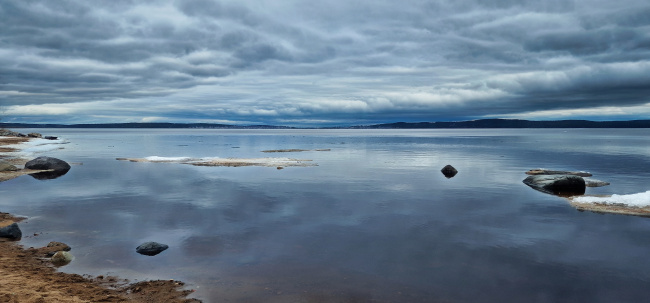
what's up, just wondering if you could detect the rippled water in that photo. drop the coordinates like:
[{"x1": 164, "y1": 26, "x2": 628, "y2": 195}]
[{"x1": 2, "y1": 128, "x2": 650, "y2": 303}]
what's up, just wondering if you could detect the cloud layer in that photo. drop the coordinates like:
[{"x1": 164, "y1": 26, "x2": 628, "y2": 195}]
[{"x1": 1, "y1": 0, "x2": 649, "y2": 126}]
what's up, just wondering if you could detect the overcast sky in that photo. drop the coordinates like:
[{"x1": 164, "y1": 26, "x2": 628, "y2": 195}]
[{"x1": 1, "y1": 0, "x2": 649, "y2": 126}]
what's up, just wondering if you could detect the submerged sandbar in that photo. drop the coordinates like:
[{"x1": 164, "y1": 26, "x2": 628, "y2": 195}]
[{"x1": 117, "y1": 156, "x2": 316, "y2": 168}]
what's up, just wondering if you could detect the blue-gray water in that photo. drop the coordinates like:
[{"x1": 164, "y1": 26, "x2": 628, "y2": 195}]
[{"x1": 2, "y1": 129, "x2": 650, "y2": 303}]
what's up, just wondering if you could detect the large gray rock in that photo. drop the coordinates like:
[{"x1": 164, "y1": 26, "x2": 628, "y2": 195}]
[
  {"x1": 136, "y1": 242, "x2": 169, "y2": 256},
  {"x1": 0, "y1": 223, "x2": 22, "y2": 240},
  {"x1": 25, "y1": 156, "x2": 71, "y2": 180},
  {"x1": 25, "y1": 156, "x2": 71, "y2": 172},
  {"x1": 523, "y1": 175, "x2": 586, "y2": 196}
]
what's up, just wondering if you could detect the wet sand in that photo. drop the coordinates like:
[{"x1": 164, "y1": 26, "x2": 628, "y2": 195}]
[{"x1": 0, "y1": 134, "x2": 202, "y2": 302}]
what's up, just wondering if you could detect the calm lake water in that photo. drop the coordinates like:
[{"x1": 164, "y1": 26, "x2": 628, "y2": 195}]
[{"x1": 2, "y1": 128, "x2": 650, "y2": 303}]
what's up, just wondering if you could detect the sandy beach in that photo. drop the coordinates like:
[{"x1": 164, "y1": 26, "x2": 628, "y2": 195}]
[{"x1": 0, "y1": 133, "x2": 201, "y2": 303}]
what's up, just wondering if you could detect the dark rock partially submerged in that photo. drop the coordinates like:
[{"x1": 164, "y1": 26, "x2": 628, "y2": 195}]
[
  {"x1": 25, "y1": 157, "x2": 70, "y2": 172},
  {"x1": 0, "y1": 222, "x2": 22, "y2": 240},
  {"x1": 25, "y1": 156, "x2": 71, "y2": 180},
  {"x1": 441, "y1": 165, "x2": 458, "y2": 178},
  {"x1": 136, "y1": 242, "x2": 169, "y2": 256},
  {"x1": 25, "y1": 156, "x2": 71, "y2": 172},
  {"x1": 523, "y1": 175, "x2": 586, "y2": 196}
]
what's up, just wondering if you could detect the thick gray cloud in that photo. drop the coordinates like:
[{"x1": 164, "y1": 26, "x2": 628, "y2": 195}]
[{"x1": 1, "y1": 0, "x2": 649, "y2": 126}]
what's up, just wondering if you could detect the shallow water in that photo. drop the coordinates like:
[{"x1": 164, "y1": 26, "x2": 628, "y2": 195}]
[{"x1": 2, "y1": 128, "x2": 650, "y2": 303}]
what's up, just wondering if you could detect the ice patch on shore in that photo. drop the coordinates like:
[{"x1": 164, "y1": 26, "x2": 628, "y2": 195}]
[
  {"x1": 119, "y1": 155, "x2": 316, "y2": 167},
  {"x1": 144, "y1": 156, "x2": 200, "y2": 162},
  {"x1": 3, "y1": 137, "x2": 69, "y2": 157},
  {"x1": 572, "y1": 191, "x2": 650, "y2": 207}
]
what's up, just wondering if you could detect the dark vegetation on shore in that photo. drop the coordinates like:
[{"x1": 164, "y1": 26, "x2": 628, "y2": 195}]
[{"x1": 3, "y1": 118, "x2": 650, "y2": 129}]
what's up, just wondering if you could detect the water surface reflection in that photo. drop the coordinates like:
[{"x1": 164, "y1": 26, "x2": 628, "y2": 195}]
[{"x1": 2, "y1": 129, "x2": 650, "y2": 302}]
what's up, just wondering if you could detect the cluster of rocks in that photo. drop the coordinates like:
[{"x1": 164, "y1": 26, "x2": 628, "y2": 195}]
[
  {"x1": 0, "y1": 133, "x2": 166, "y2": 269},
  {"x1": 0, "y1": 129, "x2": 28, "y2": 137},
  {"x1": 2, "y1": 221, "x2": 168, "y2": 266},
  {"x1": 31, "y1": 241, "x2": 75, "y2": 266},
  {"x1": 0, "y1": 130, "x2": 57, "y2": 140}
]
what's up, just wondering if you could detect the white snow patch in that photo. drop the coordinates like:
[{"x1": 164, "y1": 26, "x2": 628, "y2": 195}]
[
  {"x1": 120, "y1": 156, "x2": 315, "y2": 167},
  {"x1": 144, "y1": 156, "x2": 199, "y2": 162},
  {"x1": 572, "y1": 191, "x2": 650, "y2": 207},
  {"x1": 3, "y1": 137, "x2": 69, "y2": 157}
]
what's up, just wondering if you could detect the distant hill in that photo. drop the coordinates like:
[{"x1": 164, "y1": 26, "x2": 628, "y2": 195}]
[
  {"x1": 355, "y1": 119, "x2": 650, "y2": 129},
  {"x1": 0, "y1": 122, "x2": 293, "y2": 129},
  {"x1": 2, "y1": 119, "x2": 650, "y2": 129}
]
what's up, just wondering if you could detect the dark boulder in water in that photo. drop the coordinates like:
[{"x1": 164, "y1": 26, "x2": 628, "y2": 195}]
[
  {"x1": 25, "y1": 156, "x2": 71, "y2": 172},
  {"x1": 441, "y1": 165, "x2": 458, "y2": 178},
  {"x1": 523, "y1": 175, "x2": 586, "y2": 196},
  {"x1": 0, "y1": 223, "x2": 22, "y2": 240},
  {"x1": 136, "y1": 242, "x2": 169, "y2": 256},
  {"x1": 25, "y1": 156, "x2": 71, "y2": 180}
]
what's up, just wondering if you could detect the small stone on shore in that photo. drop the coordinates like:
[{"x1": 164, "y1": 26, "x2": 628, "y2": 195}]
[
  {"x1": 42, "y1": 242, "x2": 72, "y2": 257},
  {"x1": 51, "y1": 251, "x2": 74, "y2": 266},
  {"x1": 0, "y1": 162, "x2": 19, "y2": 172}
]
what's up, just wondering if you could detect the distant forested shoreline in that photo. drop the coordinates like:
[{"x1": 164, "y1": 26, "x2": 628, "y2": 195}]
[{"x1": 3, "y1": 119, "x2": 650, "y2": 129}]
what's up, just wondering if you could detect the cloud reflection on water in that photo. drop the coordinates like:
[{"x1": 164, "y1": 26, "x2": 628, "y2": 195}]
[{"x1": 2, "y1": 129, "x2": 650, "y2": 302}]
